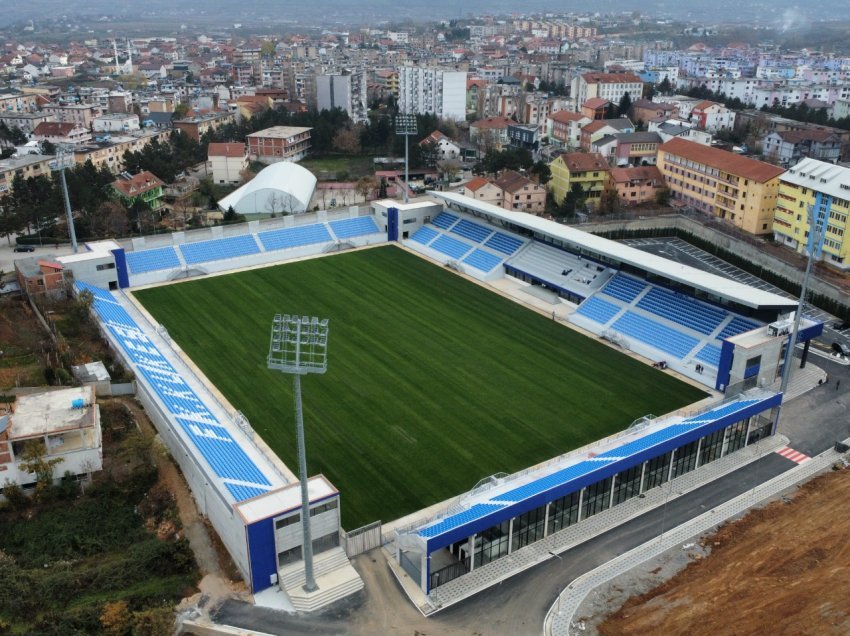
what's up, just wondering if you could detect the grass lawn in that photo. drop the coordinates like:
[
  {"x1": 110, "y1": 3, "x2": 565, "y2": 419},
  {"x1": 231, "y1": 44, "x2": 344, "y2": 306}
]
[
  {"x1": 134, "y1": 246, "x2": 706, "y2": 528},
  {"x1": 299, "y1": 154, "x2": 376, "y2": 180}
]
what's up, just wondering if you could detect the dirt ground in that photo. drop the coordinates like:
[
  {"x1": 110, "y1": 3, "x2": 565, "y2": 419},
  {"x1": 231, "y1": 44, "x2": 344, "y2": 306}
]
[{"x1": 599, "y1": 467, "x2": 850, "y2": 636}]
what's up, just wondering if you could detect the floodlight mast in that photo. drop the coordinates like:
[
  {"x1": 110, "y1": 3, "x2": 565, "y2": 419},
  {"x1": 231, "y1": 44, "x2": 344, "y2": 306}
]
[
  {"x1": 50, "y1": 145, "x2": 78, "y2": 253},
  {"x1": 395, "y1": 114, "x2": 418, "y2": 204},
  {"x1": 267, "y1": 314, "x2": 330, "y2": 593}
]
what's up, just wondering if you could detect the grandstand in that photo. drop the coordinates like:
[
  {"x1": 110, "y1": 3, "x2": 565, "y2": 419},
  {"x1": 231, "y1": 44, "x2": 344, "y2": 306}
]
[{"x1": 57, "y1": 191, "x2": 824, "y2": 613}]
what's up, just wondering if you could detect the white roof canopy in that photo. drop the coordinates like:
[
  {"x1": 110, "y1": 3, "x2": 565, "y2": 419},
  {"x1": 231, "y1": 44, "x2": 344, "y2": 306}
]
[
  {"x1": 430, "y1": 191, "x2": 796, "y2": 310},
  {"x1": 218, "y1": 161, "x2": 317, "y2": 215}
]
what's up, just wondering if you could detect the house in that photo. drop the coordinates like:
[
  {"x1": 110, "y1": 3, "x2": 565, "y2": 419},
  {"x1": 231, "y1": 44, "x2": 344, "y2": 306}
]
[
  {"x1": 689, "y1": 100, "x2": 736, "y2": 133},
  {"x1": 548, "y1": 152, "x2": 610, "y2": 207},
  {"x1": 597, "y1": 131, "x2": 662, "y2": 167},
  {"x1": 657, "y1": 138, "x2": 784, "y2": 235},
  {"x1": 494, "y1": 169, "x2": 546, "y2": 214},
  {"x1": 630, "y1": 99, "x2": 678, "y2": 125},
  {"x1": 32, "y1": 121, "x2": 91, "y2": 146},
  {"x1": 0, "y1": 386, "x2": 102, "y2": 491},
  {"x1": 649, "y1": 118, "x2": 714, "y2": 146},
  {"x1": 13, "y1": 255, "x2": 67, "y2": 298},
  {"x1": 111, "y1": 171, "x2": 165, "y2": 211},
  {"x1": 609, "y1": 166, "x2": 665, "y2": 206},
  {"x1": 581, "y1": 97, "x2": 611, "y2": 121},
  {"x1": 773, "y1": 158, "x2": 850, "y2": 270},
  {"x1": 469, "y1": 116, "x2": 513, "y2": 152},
  {"x1": 580, "y1": 118, "x2": 635, "y2": 150},
  {"x1": 236, "y1": 94, "x2": 273, "y2": 120},
  {"x1": 172, "y1": 111, "x2": 235, "y2": 142},
  {"x1": 419, "y1": 130, "x2": 462, "y2": 164},
  {"x1": 92, "y1": 113, "x2": 140, "y2": 133},
  {"x1": 207, "y1": 142, "x2": 249, "y2": 185},
  {"x1": 507, "y1": 123, "x2": 540, "y2": 155},
  {"x1": 548, "y1": 110, "x2": 591, "y2": 149},
  {"x1": 761, "y1": 129, "x2": 842, "y2": 167},
  {"x1": 247, "y1": 125, "x2": 312, "y2": 163},
  {"x1": 460, "y1": 176, "x2": 504, "y2": 206}
]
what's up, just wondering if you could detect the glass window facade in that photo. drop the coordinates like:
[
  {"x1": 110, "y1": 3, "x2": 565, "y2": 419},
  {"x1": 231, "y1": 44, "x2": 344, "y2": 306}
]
[{"x1": 427, "y1": 413, "x2": 769, "y2": 591}]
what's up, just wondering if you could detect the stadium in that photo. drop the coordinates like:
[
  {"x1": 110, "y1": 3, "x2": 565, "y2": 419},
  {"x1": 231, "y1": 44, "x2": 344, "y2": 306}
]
[{"x1": 60, "y1": 189, "x2": 823, "y2": 613}]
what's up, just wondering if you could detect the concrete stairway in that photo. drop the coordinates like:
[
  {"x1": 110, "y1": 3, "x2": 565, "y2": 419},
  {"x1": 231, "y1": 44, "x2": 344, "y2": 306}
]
[{"x1": 279, "y1": 547, "x2": 364, "y2": 613}]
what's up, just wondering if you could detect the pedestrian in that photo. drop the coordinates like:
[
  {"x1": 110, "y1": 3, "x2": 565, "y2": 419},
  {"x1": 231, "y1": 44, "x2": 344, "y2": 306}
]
[
  {"x1": 837, "y1": 379, "x2": 841, "y2": 391},
  {"x1": 552, "y1": 310, "x2": 556, "y2": 320}
]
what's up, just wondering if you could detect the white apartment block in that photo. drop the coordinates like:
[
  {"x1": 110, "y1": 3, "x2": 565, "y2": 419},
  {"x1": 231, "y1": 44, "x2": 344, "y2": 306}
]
[
  {"x1": 571, "y1": 72, "x2": 644, "y2": 111},
  {"x1": 398, "y1": 66, "x2": 468, "y2": 121},
  {"x1": 316, "y1": 71, "x2": 368, "y2": 123}
]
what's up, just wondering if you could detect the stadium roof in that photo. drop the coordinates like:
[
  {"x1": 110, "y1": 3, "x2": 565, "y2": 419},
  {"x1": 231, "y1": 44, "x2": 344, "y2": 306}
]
[
  {"x1": 218, "y1": 161, "x2": 317, "y2": 215},
  {"x1": 430, "y1": 191, "x2": 797, "y2": 310}
]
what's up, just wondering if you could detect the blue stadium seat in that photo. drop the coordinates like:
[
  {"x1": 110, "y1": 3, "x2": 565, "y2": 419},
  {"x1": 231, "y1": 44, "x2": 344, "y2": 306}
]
[
  {"x1": 419, "y1": 503, "x2": 506, "y2": 537},
  {"x1": 179, "y1": 235, "x2": 260, "y2": 265},
  {"x1": 258, "y1": 223, "x2": 332, "y2": 251},
  {"x1": 431, "y1": 212, "x2": 459, "y2": 230},
  {"x1": 126, "y1": 247, "x2": 181, "y2": 274},
  {"x1": 636, "y1": 287, "x2": 726, "y2": 335},
  {"x1": 329, "y1": 216, "x2": 380, "y2": 239},
  {"x1": 694, "y1": 343, "x2": 721, "y2": 367},
  {"x1": 431, "y1": 234, "x2": 473, "y2": 260},
  {"x1": 462, "y1": 249, "x2": 502, "y2": 272},
  {"x1": 484, "y1": 232, "x2": 523, "y2": 256},
  {"x1": 601, "y1": 274, "x2": 647, "y2": 303},
  {"x1": 612, "y1": 311, "x2": 701, "y2": 359},
  {"x1": 410, "y1": 226, "x2": 438, "y2": 246},
  {"x1": 576, "y1": 296, "x2": 621, "y2": 325},
  {"x1": 719, "y1": 316, "x2": 760, "y2": 339},
  {"x1": 451, "y1": 219, "x2": 492, "y2": 243}
]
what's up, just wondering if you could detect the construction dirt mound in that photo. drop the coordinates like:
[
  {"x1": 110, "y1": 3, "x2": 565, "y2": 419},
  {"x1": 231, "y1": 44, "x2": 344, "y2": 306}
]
[{"x1": 599, "y1": 467, "x2": 850, "y2": 636}]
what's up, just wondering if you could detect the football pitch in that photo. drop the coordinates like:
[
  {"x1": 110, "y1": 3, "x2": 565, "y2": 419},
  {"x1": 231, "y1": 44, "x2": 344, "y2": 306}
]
[{"x1": 134, "y1": 245, "x2": 707, "y2": 528}]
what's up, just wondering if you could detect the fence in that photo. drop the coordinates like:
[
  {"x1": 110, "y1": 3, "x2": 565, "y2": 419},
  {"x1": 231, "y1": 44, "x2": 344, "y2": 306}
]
[{"x1": 342, "y1": 520, "x2": 382, "y2": 557}]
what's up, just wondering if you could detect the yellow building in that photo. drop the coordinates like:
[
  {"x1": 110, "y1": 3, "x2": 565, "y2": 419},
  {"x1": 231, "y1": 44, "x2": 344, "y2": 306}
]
[
  {"x1": 657, "y1": 138, "x2": 784, "y2": 235},
  {"x1": 773, "y1": 158, "x2": 850, "y2": 270},
  {"x1": 548, "y1": 152, "x2": 610, "y2": 208}
]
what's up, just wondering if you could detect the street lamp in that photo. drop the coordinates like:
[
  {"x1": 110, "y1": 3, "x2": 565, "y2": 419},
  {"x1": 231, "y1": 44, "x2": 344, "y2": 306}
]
[
  {"x1": 395, "y1": 113, "x2": 417, "y2": 204},
  {"x1": 267, "y1": 314, "x2": 330, "y2": 593},
  {"x1": 49, "y1": 145, "x2": 78, "y2": 253}
]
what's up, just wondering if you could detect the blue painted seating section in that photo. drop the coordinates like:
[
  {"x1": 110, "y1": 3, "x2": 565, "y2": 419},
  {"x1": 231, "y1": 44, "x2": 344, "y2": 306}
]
[
  {"x1": 595, "y1": 423, "x2": 696, "y2": 459},
  {"x1": 225, "y1": 483, "x2": 269, "y2": 501},
  {"x1": 419, "y1": 503, "x2": 506, "y2": 538},
  {"x1": 719, "y1": 316, "x2": 760, "y2": 339},
  {"x1": 602, "y1": 274, "x2": 647, "y2": 303},
  {"x1": 612, "y1": 311, "x2": 700, "y2": 359},
  {"x1": 462, "y1": 249, "x2": 502, "y2": 273},
  {"x1": 682, "y1": 399, "x2": 758, "y2": 424},
  {"x1": 484, "y1": 232, "x2": 523, "y2": 256},
  {"x1": 431, "y1": 234, "x2": 473, "y2": 260},
  {"x1": 451, "y1": 219, "x2": 492, "y2": 243},
  {"x1": 177, "y1": 418, "x2": 270, "y2": 486},
  {"x1": 180, "y1": 234, "x2": 260, "y2": 265},
  {"x1": 695, "y1": 343, "x2": 721, "y2": 367},
  {"x1": 75, "y1": 281, "x2": 273, "y2": 501},
  {"x1": 329, "y1": 216, "x2": 380, "y2": 239},
  {"x1": 492, "y1": 458, "x2": 615, "y2": 503},
  {"x1": 258, "y1": 223, "x2": 332, "y2": 251},
  {"x1": 637, "y1": 287, "x2": 726, "y2": 335},
  {"x1": 76, "y1": 280, "x2": 120, "y2": 304},
  {"x1": 410, "y1": 226, "x2": 438, "y2": 246},
  {"x1": 431, "y1": 212, "x2": 459, "y2": 230},
  {"x1": 126, "y1": 246, "x2": 181, "y2": 274},
  {"x1": 576, "y1": 296, "x2": 621, "y2": 325}
]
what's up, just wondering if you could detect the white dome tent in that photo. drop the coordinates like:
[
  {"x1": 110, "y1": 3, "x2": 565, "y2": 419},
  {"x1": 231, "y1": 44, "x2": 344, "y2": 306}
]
[{"x1": 218, "y1": 161, "x2": 317, "y2": 215}]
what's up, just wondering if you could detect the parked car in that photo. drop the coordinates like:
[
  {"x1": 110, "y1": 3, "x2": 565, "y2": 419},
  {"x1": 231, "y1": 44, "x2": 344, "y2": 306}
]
[
  {"x1": 13, "y1": 245, "x2": 35, "y2": 253},
  {"x1": 832, "y1": 320, "x2": 850, "y2": 331},
  {"x1": 832, "y1": 342, "x2": 850, "y2": 356}
]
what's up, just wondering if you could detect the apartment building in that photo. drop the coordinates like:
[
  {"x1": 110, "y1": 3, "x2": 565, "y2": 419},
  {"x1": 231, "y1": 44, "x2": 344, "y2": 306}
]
[
  {"x1": 762, "y1": 129, "x2": 842, "y2": 167},
  {"x1": 172, "y1": 111, "x2": 234, "y2": 141},
  {"x1": 0, "y1": 112, "x2": 55, "y2": 134},
  {"x1": 657, "y1": 137, "x2": 784, "y2": 235},
  {"x1": 773, "y1": 158, "x2": 850, "y2": 270},
  {"x1": 571, "y1": 72, "x2": 643, "y2": 112},
  {"x1": 460, "y1": 176, "x2": 503, "y2": 206},
  {"x1": 0, "y1": 154, "x2": 54, "y2": 194},
  {"x1": 32, "y1": 121, "x2": 91, "y2": 145},
  {"x1": 494, "y1": 169, "x2": 546, "y2": 213},
  {"x1": 247, "y1": 126, "x2": 312, "y2": 163},
  {"x1": 548, "y1": 110, "x2": 591, "y2": 149},
  {"x1": 40, "y1": 103, "x2": 102, "y2": 129},
  {"x1": 398, "y1": 66, "x2": 467, "y2": 121},
  {"x1": 316, "y1": 71, "x2": 368, "y2": 123},
  {"x1": 73, "y1": 129, "x2": 172, "y2": 173},
  {"x1": 689, "y1": 100, "x2": 736, "y2": 133},
  {"x1": 0, "y1": 93, "x2": 39, "y2": 113},
  {"x1": 207, "y1": 142, "x2": 248, "y2": 185},
  {"x1": 549, "y1": 152, "x2": 610, "y2": 207},
  {"x1": 609, "y1": 166, "x2": 665, "y2": 206}
]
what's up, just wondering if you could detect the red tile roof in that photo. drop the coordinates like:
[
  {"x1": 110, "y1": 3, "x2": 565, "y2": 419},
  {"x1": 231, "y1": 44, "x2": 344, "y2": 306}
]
[
  {"x1": 208, "y1": 142, "x2": 246, "y2": 158},
  {"x1": 609, "y1": 165, "x2": 664, "y2": 184},
  {"x1": 463, "y1": 176, "x2": 491, "y2": 192},
  {"x1": 581, "y1": 72, "x2": 642, "y2": 84},
  {"x1": 556, "y1": 152, "x2": 609, "y2": 173},
  {"x1": 583, "y1": 97, "x2": 610, "y2": 109},
  {"x1": 494, "y1": 169, "x2": 536, "y2": 193},
  {"x1": 112, "y1": 171, "x2": 164, "y2": 197},
  {"x1": 659, "y1": 138, "x2": 785, "y2": 183},
  {"x1": 550, "y1": 110, "x2": 588, "y2": 124},
  {"x1": 33, "y1": 121, "x2": 75, "y2": 136},
  {"x1": 471, "y1": 116, "x2": 513, "y2": 130}
]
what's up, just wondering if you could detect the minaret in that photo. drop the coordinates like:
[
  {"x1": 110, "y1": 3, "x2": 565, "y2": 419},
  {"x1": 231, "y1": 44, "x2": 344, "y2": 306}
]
[
  {"x1": 114, "y1": 39, "x2": 120, "y2": 74},
  {"x1": 126, "y1": 38, "x2": 132, "y2": 73}
]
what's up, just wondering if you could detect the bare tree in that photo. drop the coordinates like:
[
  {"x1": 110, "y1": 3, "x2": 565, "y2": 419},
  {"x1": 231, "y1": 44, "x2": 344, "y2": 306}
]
[
  {"x1": 436, "y1": 159, "x2": 462, "y2": 186},
  {"x1": 355, "y1": 176, "x2": 377, "y2": 202}
]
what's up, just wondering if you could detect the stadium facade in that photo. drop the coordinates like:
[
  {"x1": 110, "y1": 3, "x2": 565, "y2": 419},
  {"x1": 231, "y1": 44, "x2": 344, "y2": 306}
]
[{"x1": 54, "y1": 192, "x2": 822, "y2": 610}]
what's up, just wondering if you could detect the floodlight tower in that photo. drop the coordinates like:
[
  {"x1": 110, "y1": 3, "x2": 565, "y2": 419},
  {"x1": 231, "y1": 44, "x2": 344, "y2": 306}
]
[
  {"x1": 395, "y1": 113, "x2": 417, "y2": 204},
  {"x1": 267, "y1": 314, "x2": 330, "y2": 593},
  {"x1": 49, "y1": 145, "x2": 78, "y2": 253},
  {"x1": 779, "y1": 201, "x2": 828, "y2": 396}
]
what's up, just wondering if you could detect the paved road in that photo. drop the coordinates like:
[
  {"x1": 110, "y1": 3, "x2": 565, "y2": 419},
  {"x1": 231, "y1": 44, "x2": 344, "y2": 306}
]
[{"x1": 214, "y1": 454, "x2": 797, "y2": 636}]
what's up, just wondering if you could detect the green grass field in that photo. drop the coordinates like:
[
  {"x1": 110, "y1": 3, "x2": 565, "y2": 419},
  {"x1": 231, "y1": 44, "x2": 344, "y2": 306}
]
[{"x1": 134, "y1": 246, "x2": 706, "y2": 528}]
